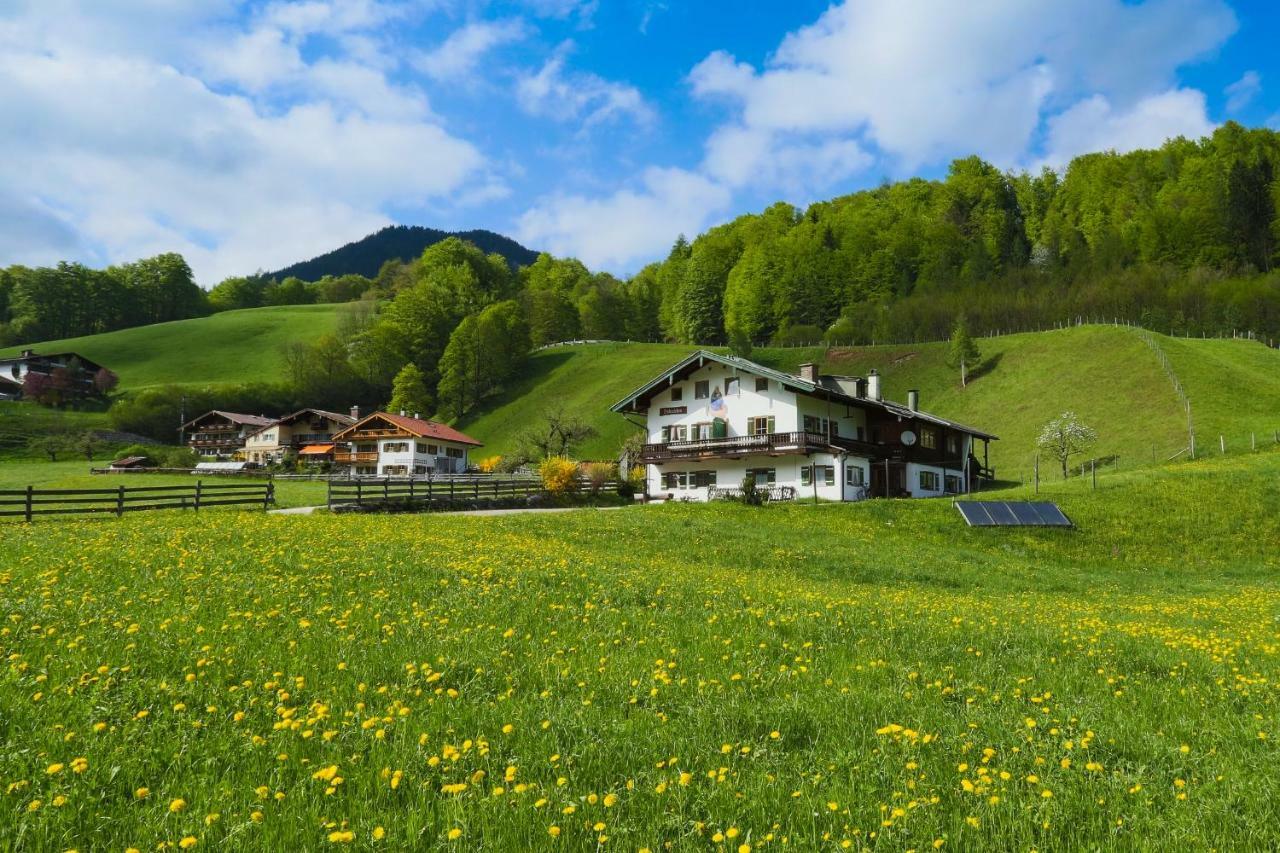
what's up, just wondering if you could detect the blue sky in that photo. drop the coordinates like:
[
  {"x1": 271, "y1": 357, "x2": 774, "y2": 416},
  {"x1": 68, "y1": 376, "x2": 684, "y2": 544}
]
[{"x1": 1, "y1": 0, "x2": 1277, "y2": 283}]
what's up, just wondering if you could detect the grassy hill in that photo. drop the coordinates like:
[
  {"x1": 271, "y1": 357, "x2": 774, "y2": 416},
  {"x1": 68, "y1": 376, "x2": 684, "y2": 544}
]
[
  {"x1": 0, "y1": 304, "x2": 340, "y2": 391},
  {"x1": 4, "y1": 312, "x2": 1277, "y2": 477},
  {"x1": 459, "y1": 326, "x2": 1280, "y2": 478}
]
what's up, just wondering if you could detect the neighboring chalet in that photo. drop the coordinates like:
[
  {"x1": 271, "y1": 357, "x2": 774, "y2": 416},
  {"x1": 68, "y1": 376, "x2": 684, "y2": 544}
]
[
  {"x1": 181, "y1": 410, "x2": 276, "y2": 458},
  {"x1": 331, "y1": 411, "x2": 482, "y2": 477},
  {"x1": 611, "y1": 350, "x2": 997, "y2": 501},
  {"x1": 241, "y1": 407, "x2": 357, "y2": 465},
  {"x1": 0, "y1": 349, "x2": 111, "y2": 399}
]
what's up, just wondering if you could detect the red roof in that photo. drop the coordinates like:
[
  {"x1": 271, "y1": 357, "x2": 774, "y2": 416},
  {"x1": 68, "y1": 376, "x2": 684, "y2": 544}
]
[{"x1": 336, "y1": 412, "x2": 483, "y2": 447}]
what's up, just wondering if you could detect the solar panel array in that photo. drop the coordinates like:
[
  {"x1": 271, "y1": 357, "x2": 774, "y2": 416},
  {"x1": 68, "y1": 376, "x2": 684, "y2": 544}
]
[{"x1": 955, "y1": 501, "x2": 1072, "y2": 527}]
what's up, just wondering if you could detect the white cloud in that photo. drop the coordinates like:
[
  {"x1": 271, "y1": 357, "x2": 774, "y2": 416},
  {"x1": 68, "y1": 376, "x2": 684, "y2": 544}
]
[
  {"x1": 414, "y1": 19, "x2": 527, "y2": 81},
  {"x1": 703, "y1": 125, "x2": 871, "y2": 193},
  {"x1": 516, "y1": 167, "x2": 730, "y2": 269},
  {"x1": 1040, "y1": 88, "x2": 1215, "y2": 168},
  {"x1": 0, "y1": 0, "x2": 486, "y2": 282},
  {"x1": 1225, "y1": 70, "x2": 1261, "y2": 114},
  {"x1": 516, "y1": 47, "x2": 654, "y2": 127},
  {"x1": 690, "y1": 0, "x2": 1236, "y2": 171}
]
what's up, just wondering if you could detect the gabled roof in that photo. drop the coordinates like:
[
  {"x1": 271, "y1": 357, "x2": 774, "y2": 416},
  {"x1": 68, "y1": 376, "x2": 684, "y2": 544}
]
[
  {"x1": 332, "y1": 411, "x2": 483, "y2": 447},
  {"x1": 611, "y1": 350, "x2": 816, "y2": 413},
  {"x1": 180, "y1": 410, "x2": 276, "y2": 431},
  {"x1": 243, "y1": 407, "x2": 357, "y2": 440},
  {"x1": 0, "y1": 350, "x2": 108, "y2": 374},
  {"x1": 611, "y1": 349, "x2": 998, "y2": 441}
]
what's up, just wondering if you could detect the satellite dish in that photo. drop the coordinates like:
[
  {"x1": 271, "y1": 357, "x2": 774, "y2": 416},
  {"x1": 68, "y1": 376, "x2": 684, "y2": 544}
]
[{"x1": 900, "y1": 430, "x2": 917, "y2": 446}]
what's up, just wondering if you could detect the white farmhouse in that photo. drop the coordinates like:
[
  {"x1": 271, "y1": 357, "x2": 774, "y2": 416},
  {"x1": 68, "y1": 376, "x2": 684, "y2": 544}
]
[
  {"x1": 331, "y1": 411, "x2": 482, "y2": 477},
  {"x1": 611, "y1": 350, "x2": 997, "y2": 501}
]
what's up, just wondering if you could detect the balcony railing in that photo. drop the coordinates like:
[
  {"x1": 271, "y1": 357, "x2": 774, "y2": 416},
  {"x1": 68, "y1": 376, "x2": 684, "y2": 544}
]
[
  {"x1": 333, "y1": 451, "x2": 378, "y2": 464},
  {"x1": 639, "y1": 431, "x2": 878, "y2": 463}
]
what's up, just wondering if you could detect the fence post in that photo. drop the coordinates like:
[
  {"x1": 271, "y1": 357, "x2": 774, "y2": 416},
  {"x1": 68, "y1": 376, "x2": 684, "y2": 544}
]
[
  {"x1": 264, "y1": 481, "x2": 274, "y2": 510},
  {"x1": 195, "y1": 479, "x2": 202, "y2": 511},
  {"x1": 117, "y1": 485, "x2": 125, "y2": 517},
  {"x1": 383, "y1": 478, "x2": 389, "y2": 503},
  {"x1": 474, "y1": 479, "x2": 480, "y2": 499},
  {"x1": 25, "y1": 485, "x2": 33, "y2": 523},
  {"x1": 409, "y1": 478, "x2": 415, "y2": 502},
  {"x1": 450, "y1": 479, "x2": 455, "y2": 499},
  {"x1": 1220, "y1": 435, "x2": 1225, "y2": 455}
]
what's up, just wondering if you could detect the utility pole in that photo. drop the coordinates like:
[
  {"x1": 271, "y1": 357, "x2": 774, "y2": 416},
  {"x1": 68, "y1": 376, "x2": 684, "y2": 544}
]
[{"x1": 178, "y1": 394, "x2": 187, "y2": 446}]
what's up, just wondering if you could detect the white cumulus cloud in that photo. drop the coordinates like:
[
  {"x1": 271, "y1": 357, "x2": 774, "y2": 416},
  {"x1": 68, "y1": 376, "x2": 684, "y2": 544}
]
[
  {"x1": 516, "y1": 167, "x2": 730, "y2": 270},
  {"x1": 414, "y1": 19, "x2": 528, "y2": 81},
  {"x1": 516, "y1": 47, "x2": 654, "y2": 127}
]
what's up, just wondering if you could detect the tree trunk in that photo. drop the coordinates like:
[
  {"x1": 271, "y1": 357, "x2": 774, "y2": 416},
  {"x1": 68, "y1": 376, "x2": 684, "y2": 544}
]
[
  {"x1": 961, "y1": 358, "x2": 967, "y2": 387},
  {"x1": 1060, "y1": 455, "x2": 1068, "y2": 480}
]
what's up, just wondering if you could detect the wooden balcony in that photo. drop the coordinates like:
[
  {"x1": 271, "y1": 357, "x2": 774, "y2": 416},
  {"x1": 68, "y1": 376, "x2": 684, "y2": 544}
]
[
  {"x1": 639, "y1": 431, "x2": 879, "y2": 463},
  {"x1": 333, "y1": 451, "x2": 378, "y2": 464}
]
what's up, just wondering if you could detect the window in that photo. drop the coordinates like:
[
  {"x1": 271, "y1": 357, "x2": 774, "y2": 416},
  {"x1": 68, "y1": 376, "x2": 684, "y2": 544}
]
[
  {"x1": 446, "y1": 447, "x2": 465, "y2": 459},
  {"x1": 947, "y1": 434, "x2": 960, "y2": 455},
  {"x1": 846, "y1": 466, "x2": 865, "y2": 486},
  {"x1": 805, "y1": 465, "x2": 834, "y2": 486},
  {"x1": 416, "y1": 443, "x2": 427, "y2": 453},
  {"x1": 945, "y1": 474, "x2": 962, "y2": 494},
  {"x1": 427, "y1": 444, "x2": 438, "y2": 455},
  {"x1": 662, "y1": 425, "x2": 688, "y2": 443},
  {"x1": 746, "y1": 468, "x2": 776, "y2": 485},
  {"x1": 802, "y1": 415, "x2": 831, "y2": 435},
  {"x1": 692, "y1": 470, "x2": 717, "y2": 488},
  {"x1": 918, "y1": 470, "x2": 940, "y2": 491},
  {"x1": 856, "y1": 426, "x2": 865, "y2": 441},
  {"x1": 755, "y1": 377, "x2": 768, "y2": 392},
  {"x1": 383, "y1": 441, "x2": 409, "y2": 453},
  {"x1": 671, "y1": 386, "x2": 683, "y2": 401},
  {"x1": 920, "y1": 429, "x2": 937, "y2": 449},
  {"x1": 694, "y1": 380, "x2": 710, "y2": 399},
  {"x1": 725, "y1": 376, "x2": 739, "y2": 395},
  {"x1": 383, "y1": 464, "x2": 407, "y2": 476},
  {"x1": 415, "y1": 465, "x2": 427, "y2": 475},
  {"x1": 356, "y1": 465, "x2": 376, "y2": 476},
  {"x1": 663, "y1": 471, "x2": 688, "y2": 489},
  {"x1": 747, "y1": 416, "x2": 775, "y2": 436},
  {"x1": 356, "y1": 443, "x2": 376, "y2": 453},
  {"x1": 693, "y1": 422, "x2": 712, "y2": 440}
]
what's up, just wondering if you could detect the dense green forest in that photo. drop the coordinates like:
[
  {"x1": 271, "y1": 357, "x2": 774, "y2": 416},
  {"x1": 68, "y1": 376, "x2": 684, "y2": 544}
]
[{"x1": 8, "y1": 122, "x2": 1280, "y2": 440}]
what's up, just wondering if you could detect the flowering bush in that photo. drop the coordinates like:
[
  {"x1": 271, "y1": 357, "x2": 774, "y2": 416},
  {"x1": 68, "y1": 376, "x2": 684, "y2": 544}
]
[
  {"x1": 538, "y1": 456, "x2": 579, "y2": 497},
  {"x1": 476, "y1": 455, "x2": 502, "y2": 473},
  {"x1": 582, "y1": 462, "x2": 616, "y2": 495}
]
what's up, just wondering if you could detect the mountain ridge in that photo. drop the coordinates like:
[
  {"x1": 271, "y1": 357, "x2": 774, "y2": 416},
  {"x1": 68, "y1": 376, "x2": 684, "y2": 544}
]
[{"x1": 266, "y1": 225, "x2": 541, "y2": 281}]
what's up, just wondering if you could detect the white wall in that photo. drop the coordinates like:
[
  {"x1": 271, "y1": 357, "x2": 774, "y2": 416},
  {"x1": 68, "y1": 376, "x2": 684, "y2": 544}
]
[
  {"x1": 647, "y1": 362, "x2": 799, "y2": 442},
  {"x1": 648, "y1": 452, "x2": 856, "y2": 502}
]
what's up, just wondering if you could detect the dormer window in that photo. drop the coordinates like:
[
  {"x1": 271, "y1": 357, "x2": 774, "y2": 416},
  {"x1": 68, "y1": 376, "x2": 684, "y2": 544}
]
[{"x1": 694, "y1": 380, "x2": 709, "y2": 399}]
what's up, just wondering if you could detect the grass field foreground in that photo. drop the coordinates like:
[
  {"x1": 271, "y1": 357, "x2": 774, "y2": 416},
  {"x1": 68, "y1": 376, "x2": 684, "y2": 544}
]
[{"x1": 2, "y1": 451, "x2": 1278, "y2": 850}]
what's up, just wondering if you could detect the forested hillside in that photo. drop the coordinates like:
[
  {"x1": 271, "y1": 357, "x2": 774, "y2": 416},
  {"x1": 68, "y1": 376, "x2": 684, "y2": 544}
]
[
  {"x1": 266, "y1": 225, "x2": 540, "y2": 281},
  {"x1": 623, "y1": 122, "x2": 1280, "y2": 348}
]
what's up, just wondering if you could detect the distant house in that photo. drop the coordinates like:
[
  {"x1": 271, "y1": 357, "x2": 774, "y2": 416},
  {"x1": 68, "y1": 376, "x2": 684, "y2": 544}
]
[
  {"x1": 109, "y1": 455, "x2": 152, "y2": 469},
  {"x1": 331, "y1": 411, "x2": 483, "y2": 477},
  {"x1": 180, "y1": 410, "x2": 276, "y2": 458},
  {"x1": 0, "y1": 349, "x2": 111, "y2": 399},
  {"x1": 612, "y1": 350, "x2": 998, "y2": 501},
  {"x1": 242, "y1": 407, "x2": 358, "y2": 465}
]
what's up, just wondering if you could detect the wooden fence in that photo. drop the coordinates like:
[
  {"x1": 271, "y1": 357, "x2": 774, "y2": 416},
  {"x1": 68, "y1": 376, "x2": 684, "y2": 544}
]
[
  {"x1": 328, "y1": 476, "x2": 541, "y2": 509},
  {"x1": 0, "y1": 480, "x2": 274, "y2": 521},
  {"x1": 327, "y1": 476, "x2": 623, "y2": 510}
]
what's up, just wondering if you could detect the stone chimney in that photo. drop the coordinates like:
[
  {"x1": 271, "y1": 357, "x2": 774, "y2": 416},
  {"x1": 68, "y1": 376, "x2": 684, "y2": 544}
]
[
  {"x1": 907, "y1": 389, "x2": 919, "y2": 412},
  {"x1": 867, "y1": 369, "x2": 882, "y2": 401},
  {"x1": 349, "y1": 405, "x2": 360, "y2": 420},
  {"x1": 798, "y1": 362, "x2": 819, "y2": 382}
]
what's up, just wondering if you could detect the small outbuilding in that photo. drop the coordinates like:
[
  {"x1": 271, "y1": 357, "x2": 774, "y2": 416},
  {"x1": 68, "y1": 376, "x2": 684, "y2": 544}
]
[{"x1": 109, "y1": 455, "x2": 152, "y2": 469}]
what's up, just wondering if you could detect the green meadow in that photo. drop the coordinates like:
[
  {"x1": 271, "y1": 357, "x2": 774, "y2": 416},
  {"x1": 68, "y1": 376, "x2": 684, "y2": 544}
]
[
  {"x1": 2, "y1": 449, "x2": 1278, "y2": 851},
  {"x1": 0, "y1": 304, "x2": 341, "y2": 392}
]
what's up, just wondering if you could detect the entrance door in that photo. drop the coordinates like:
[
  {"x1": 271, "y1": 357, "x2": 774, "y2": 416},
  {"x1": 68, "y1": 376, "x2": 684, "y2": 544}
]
[{"x1": 869, "y1": 460, "x2": 906, "y2": 498}]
